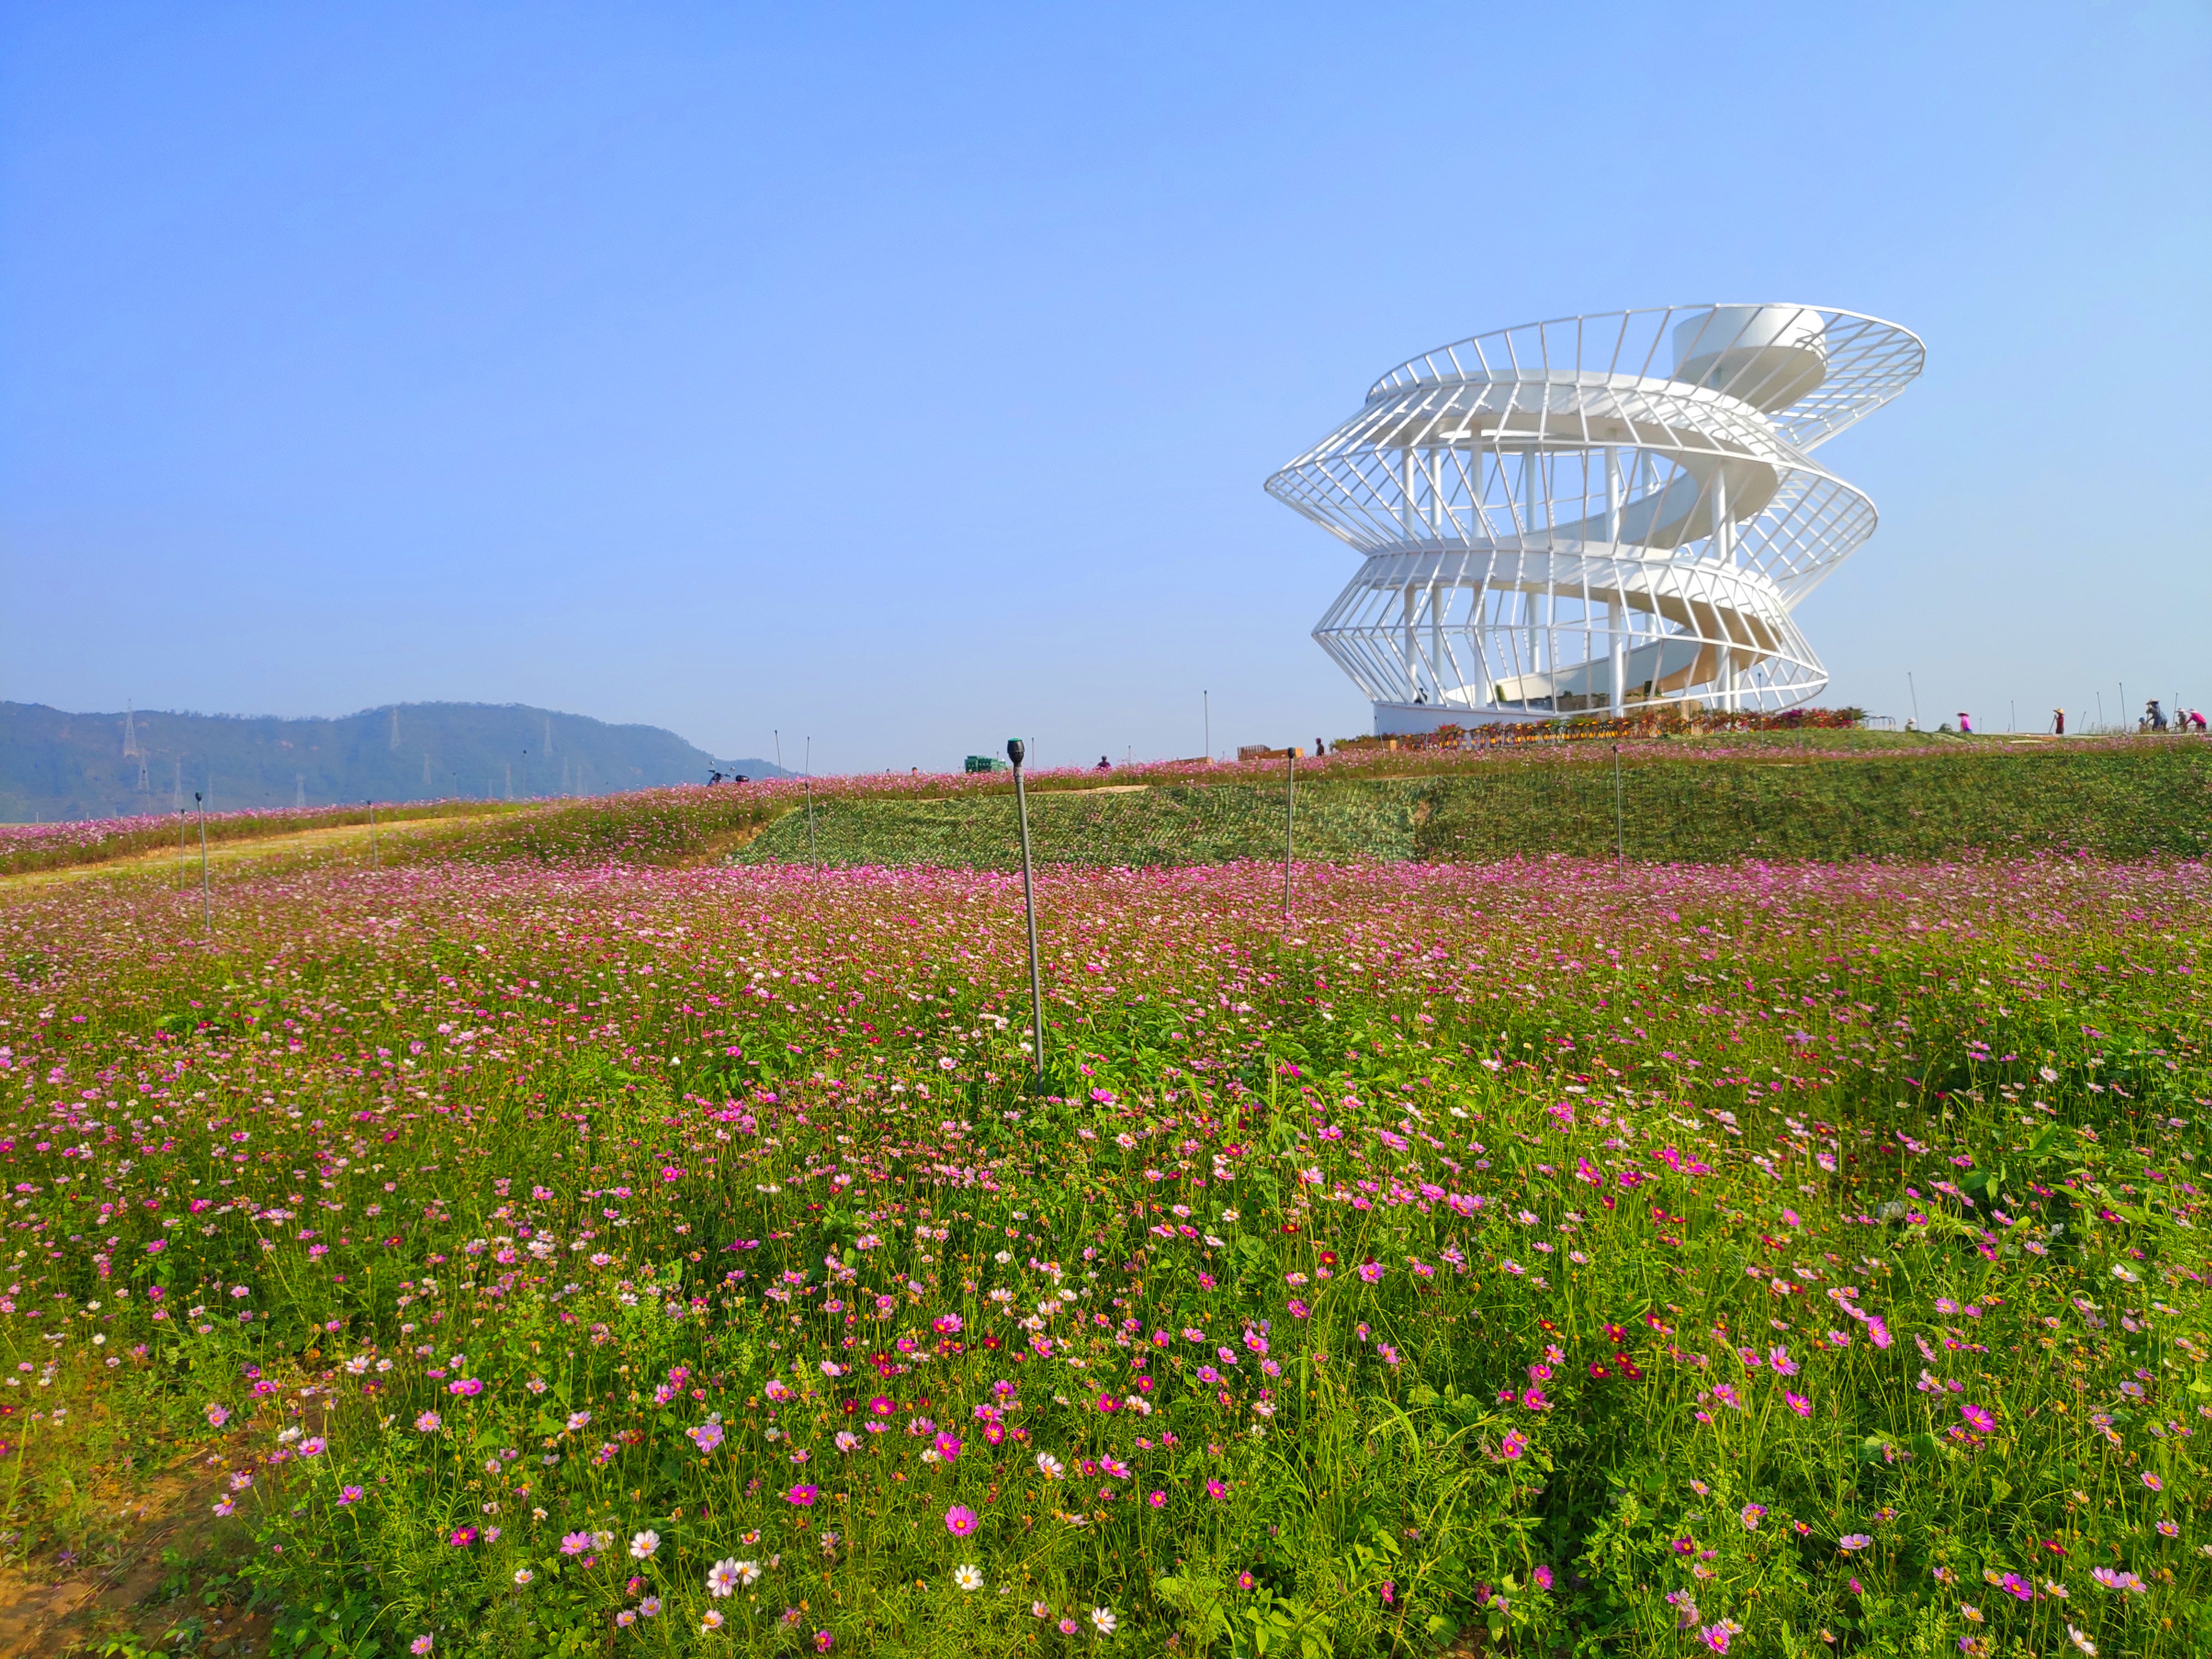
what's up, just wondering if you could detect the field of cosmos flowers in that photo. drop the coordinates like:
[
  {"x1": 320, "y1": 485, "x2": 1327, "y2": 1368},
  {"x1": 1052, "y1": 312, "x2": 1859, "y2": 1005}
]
[{"x1": 0, "y1": 820, "x2": 2207, "y2": 1656}]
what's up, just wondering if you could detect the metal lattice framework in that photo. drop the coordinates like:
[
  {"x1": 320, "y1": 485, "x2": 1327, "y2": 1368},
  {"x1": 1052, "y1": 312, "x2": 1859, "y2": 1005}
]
[{"x1": 1267, "y1": 305, "x2": 1922, "y2": 730}]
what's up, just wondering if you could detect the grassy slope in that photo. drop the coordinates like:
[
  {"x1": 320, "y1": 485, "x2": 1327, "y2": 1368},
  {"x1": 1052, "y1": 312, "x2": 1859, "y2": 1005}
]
[
  {"x1": 19, "y1": 738, "x2": 2209, "y2": 880},
  {"x1": 732, "y1": 746, "x2": 2212, "y2": 868}
]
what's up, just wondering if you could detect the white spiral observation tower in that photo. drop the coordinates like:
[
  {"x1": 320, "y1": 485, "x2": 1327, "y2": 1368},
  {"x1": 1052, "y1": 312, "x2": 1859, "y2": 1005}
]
[{"x1": 1267, "y1": 305, "x2": 1922, "y2": 731}]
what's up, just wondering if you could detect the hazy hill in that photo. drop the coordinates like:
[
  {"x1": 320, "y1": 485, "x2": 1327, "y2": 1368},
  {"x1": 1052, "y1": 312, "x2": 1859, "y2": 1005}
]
[{"x1": 0, "y1": 701, "x2": 784, "y2": 822}]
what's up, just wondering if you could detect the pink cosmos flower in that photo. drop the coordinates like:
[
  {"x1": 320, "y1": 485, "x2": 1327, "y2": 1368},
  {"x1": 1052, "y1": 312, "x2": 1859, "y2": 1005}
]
[
  {"x1": 1785, "y1": 1392, "x2": 1812, "y2": 1418},
  {"x1": 1499, "y1": 1430, "x2": 1528, "y2": 1461},
  {"x1": 945, "y1": 1505, "x2": 979, "y2": 1537},
  {"x1": 1960, "y1": 1402, "x2": 1995, "y2": 1434},
  {"x1": 1205, "y1": 1479, "x2": 1228, "y2": 1499},
  {"x1": 933, "y1": 1432, "x2": 961, "y2": 1462},
  {"x1": 788, "y1": 1485, "x2": 820, "y2": 1506}
]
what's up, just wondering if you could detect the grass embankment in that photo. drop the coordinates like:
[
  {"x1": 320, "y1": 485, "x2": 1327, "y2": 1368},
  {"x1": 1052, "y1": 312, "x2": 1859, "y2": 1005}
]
[
  {"x1": 0, "y1": 799, "x2": 517, "y2": 878},
  {"x1": 0, "y1": 856, "x2": 2205, "y2": 1657},
  {"x1": 30, "y1": 733, "x2": 2190, "y2": 881},
  {"x1": 731, "y1": 743, "x2": 2212, "y2": 868}
]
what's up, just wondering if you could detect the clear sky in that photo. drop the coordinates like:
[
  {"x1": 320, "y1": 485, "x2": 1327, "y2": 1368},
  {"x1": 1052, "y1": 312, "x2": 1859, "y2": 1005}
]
[{"x1": 3, "y1": 2, "x2": 2206, "y2": 770}]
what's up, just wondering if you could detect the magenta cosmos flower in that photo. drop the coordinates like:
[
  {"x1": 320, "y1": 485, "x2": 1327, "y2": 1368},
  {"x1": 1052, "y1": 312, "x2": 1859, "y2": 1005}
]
[
  {"x1": 945, "y1": 1505, "x2": 979, "y2": 1537},
  {"x1": 787, "y1": 1484, "x2": 820, "y2": 1506},
  {"x1": 1960, "y1": 1403, "x2": 1995, "y2": 1434}
]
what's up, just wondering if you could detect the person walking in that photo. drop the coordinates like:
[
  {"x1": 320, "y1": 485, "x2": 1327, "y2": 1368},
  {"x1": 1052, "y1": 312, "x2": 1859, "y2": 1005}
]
[
  {"x1": 2052, "y1": 708, "x2": 2066, "y2": 736},
  {"x1": 1957, "y1": 712, "x2": 1972, "y2": 735}
]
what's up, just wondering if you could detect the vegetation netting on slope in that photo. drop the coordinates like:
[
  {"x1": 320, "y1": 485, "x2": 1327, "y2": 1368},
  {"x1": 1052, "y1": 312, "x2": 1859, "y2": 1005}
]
[
  {"x1": 0, "y1": 856, "x2": 2208, "y2": 1655},
  {"x1": 730, "y1": 751, "x2": 2212, "y2": 871},
  {"x1": 732, "y1": 784, "x2": 1420, "y2": 870}
]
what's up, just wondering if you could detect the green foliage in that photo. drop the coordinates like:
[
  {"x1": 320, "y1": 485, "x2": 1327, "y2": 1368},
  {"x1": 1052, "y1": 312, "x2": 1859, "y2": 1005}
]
[{"x1": 1, "y1": 839, "x2": 2209, "y2": 1655}]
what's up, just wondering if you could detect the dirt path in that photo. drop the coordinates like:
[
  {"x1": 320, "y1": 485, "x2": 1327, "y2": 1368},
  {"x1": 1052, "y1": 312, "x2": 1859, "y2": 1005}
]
[{"x1": 0, "y1": 1454, "x2": 267, "y2": 1657}]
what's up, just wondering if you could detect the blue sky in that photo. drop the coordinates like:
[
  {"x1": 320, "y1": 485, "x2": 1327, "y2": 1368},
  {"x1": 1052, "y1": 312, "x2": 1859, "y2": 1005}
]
[{"x1": 3, "y1": 2, "x2": 2206, "y2": 770}]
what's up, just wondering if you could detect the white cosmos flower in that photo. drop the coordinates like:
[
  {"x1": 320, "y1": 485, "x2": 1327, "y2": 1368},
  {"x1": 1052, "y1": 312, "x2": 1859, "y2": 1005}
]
[
  {"x1": 954, "y1": 1564, "x2": 984, "y2": 1592},
  {"x1": 706, "y1": 1558, "x2": 741, "y2": 1598},
  {"x1": 629, "y1": 1530, "x2": 659, "y2": 1560},
  {"x1": 1091, "y1": 1607, "x2": 1118, "y2": 1635},
  {"x1": 1036, "y1": 1453, "x2": 1065, "y2": 1480}
]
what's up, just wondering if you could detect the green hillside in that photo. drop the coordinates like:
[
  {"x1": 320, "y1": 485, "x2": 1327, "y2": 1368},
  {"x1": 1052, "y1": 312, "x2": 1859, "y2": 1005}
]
[
  {"x1": 0, "y1": 700, "x2": 783, "y2": 823},
  {"x1": 732, "y1": 744, "x2": 2212, "y2": 867}
]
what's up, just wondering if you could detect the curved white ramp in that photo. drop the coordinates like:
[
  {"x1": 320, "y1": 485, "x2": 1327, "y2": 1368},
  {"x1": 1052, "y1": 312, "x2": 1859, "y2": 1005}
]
[{"x1": 1268, "y1": 305, "x2": 1922, "y2": 725}]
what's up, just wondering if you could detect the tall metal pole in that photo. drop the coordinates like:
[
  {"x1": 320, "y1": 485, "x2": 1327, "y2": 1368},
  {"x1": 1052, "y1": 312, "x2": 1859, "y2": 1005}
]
[
  {"x1": 1907, "y1": 672, "x2": 1920, "y2": 730},
  {"x1": 195, "y1": 792, "x2": 211, "y2": 936},
  {"x1": 1612, "y1": 743, "x2": 1625, "y2": 873},
  {"x1": 1009, "y1": 739, "x2": 1045, "y2": 1091},
  {"x1": 804, "y1": 737, "x2": 816, "y2": 865},
  {"x1": 1203, "y1": 691, "x2": 1210, "y2": 764},
  {"x1": 1283, "y1": 747, "x2": 1295, "y2": 920}
]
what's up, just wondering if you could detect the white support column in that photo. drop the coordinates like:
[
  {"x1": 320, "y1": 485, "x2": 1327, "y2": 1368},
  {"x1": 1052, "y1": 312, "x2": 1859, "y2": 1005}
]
[
  {"x1": 1400, "y1": 450, "x2": 1419, "y2": 538},
  {"x1": 1608, "y1": 588, "x2": 1626, "y2": 716},
  {"x1": 1603, "y1": 446, "x2": 1621, "y2": 546},
  {"x1": 1429, "y1": 580, "x2": 1444, "y2": 702},
  {"x1": 1536, "y1": 583, "x2": 1553, "y2": 708},
  {"x1": 1712, "y1": 465, "x2": 1733, "y2": 710},
  {"x1": 1401, "y1": 584, "x2": 1418, "y2": 701}
]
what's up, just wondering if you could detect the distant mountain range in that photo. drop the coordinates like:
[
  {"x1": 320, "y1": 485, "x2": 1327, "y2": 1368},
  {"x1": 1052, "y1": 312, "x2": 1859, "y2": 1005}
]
[{"x1": 0, "y1": 701, "x2": 786, "y2": 823}]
